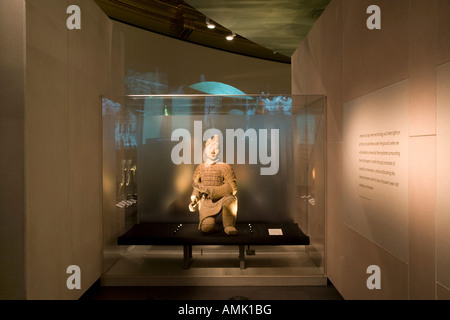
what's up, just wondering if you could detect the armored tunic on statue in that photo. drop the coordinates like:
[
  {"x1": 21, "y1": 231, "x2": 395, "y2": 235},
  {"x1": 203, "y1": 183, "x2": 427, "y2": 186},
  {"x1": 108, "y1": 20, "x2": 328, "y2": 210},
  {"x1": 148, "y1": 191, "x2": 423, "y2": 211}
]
[
  {"x1": 189, "y1": 133, "x2": 238, "y2": 235},
  {"x1": 192, "y1": 162, "x2": 238, "y2": 230}
]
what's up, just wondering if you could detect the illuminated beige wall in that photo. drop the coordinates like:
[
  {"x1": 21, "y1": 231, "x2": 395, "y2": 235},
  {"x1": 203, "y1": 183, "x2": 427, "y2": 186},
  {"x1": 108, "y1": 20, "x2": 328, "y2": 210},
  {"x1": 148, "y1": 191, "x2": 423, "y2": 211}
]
[
  {"x1": 24, "y1": 0, "x2": 110, "y2": 299},
  {"x1": 343, "y1": 80, "x2": 410, "y2": 262},
  {"x1": 292, "y1": 0, "x2": 450, "y2": 299},
  {"x1": 0, "y1": 0, "x2": 26, "y2": 300},
  {"x1": 436, "y1": 61, "x2": 450, "y2": 297}
]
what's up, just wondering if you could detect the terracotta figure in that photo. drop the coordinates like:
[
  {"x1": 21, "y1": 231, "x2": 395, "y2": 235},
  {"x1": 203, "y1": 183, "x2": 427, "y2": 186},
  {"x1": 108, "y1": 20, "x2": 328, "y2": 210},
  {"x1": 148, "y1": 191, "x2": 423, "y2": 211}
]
[{"x1": 189, "y1": 134, "x2": 238, "y2": 235}]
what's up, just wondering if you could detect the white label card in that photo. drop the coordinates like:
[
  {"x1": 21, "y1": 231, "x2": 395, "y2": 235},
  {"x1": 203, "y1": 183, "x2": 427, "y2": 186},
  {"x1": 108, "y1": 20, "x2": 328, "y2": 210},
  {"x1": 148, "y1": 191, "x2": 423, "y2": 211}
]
[{"x1": 268, "y1": 229, "x2": 283, "y2": 236}]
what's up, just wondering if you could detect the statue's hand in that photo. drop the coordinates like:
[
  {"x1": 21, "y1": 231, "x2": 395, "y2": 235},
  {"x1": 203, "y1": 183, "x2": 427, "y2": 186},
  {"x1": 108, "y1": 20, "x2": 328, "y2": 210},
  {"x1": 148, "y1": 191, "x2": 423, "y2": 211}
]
[{"x1": 189, "y1": 195, "x2": 198, "y2": 212}]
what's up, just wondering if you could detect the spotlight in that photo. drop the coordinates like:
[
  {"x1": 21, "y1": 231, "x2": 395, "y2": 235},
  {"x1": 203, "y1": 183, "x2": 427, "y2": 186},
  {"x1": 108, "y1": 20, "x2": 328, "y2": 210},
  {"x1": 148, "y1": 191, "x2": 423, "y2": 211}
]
[
  {"x1": 206, "y1": 18, "x2": 215, "y2": 29},
  {"x1": 226, "y1": 33, "x2": 236, "y2": 41}
]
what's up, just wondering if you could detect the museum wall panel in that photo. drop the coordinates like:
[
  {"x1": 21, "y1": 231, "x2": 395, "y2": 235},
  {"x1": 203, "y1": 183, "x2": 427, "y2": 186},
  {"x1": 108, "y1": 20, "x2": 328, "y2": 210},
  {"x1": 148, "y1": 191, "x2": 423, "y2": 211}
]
[
  {"x1": 408, "y1": 135, "x2": 436, "y2": 299},
  {"x1": 340, "y1": 225, "x2": 409, "y2": 299},
  {"x1": 291, "y1": 41, "x2": 325, "y2": 96},
  {"x1": 0, "y1": 0, "x2": 26, "y2": 300},
  {"x1": 408, "y1": 0, "x2": 437, "y2": 300},
  {"x1": 436, "y1": 62, "x2": 450, "y2": 297},
  {"x1": 291, "y1": 44, "x2": 307, "y2": 94},
  {"x1": 291, "y1": 30, "x2": 327, "y2": 274},
  {"x1": 292, "y1": 0, "x2": 345, "y2": 292},
  {"x1": 437, "y1": 283, "x2": 450, "y2": 300},
  {"x1": 67, "y1": 0, "x2": 111, "y2": 300},
  {"x1": 293, "y1": 0, "x2": 449, "y2": 299},
  {"x1": 26, "y1": 0, "x2": 72, "y2": 300},
  {"x1": 324, "y1": 141, "x2": 344, "y2": 290},
  {"x1": 437, "y1": 1, "x2": 450, "y2": 65},
  {"x1": 342, "y1": 0, "x2": 409, "y2": 102},
  {"x1": 319, "y1": 0, "x2": 343, "y2": 144},
  {"x1": 313, "y1": 1, "x2": 345, "y2": 291},
  {"x1": 409, "y1": 0, "x2": 437, "y2": 137},
  {"x1": 25, "y1": 0, "x2": 111, "y2": 299},
  {"x1": 102, "y1": 22, "x2": 126, "y2": 274},
  {"x1": 343, "y1": 80, "x2": 410, "y2": 263}
]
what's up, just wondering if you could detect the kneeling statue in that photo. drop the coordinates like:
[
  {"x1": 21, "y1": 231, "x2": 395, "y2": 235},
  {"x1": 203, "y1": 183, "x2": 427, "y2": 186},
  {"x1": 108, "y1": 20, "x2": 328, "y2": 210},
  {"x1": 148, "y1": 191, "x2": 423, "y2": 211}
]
[{"x1": 189, "y1": 134, "x2": 238, "y2": 235}]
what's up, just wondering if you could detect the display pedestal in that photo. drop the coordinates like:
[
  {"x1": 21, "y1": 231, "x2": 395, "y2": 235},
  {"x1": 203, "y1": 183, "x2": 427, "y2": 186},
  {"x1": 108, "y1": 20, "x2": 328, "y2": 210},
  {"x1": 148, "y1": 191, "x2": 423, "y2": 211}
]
[{"x1": 118, "y1": 222, "x2": 310, "y2": 270}]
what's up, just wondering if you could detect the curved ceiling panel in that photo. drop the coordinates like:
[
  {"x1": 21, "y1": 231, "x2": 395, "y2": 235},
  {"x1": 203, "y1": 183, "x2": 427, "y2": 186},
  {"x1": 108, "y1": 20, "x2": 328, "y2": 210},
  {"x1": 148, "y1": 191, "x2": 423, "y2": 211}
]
[
  {"x1": 94, "y1": 0, "x2": 330, "y2": 63},
  {"x1": 186, "y1": 0, "x2": 330, "y2": 57}
]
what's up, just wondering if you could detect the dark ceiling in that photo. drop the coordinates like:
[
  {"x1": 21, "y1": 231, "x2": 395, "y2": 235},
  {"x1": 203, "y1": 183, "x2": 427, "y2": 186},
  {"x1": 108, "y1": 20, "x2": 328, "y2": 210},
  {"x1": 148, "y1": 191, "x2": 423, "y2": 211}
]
[{"x1": 94, "y1": 0, "x2": 331, "y2": 64}]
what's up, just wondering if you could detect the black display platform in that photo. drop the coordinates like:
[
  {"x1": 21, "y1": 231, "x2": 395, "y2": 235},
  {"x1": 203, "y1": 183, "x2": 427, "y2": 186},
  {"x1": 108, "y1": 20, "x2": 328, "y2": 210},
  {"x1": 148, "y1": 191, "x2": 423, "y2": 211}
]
[{"x1": 117, "y1": 222, "x2": 310, "y2": 269}]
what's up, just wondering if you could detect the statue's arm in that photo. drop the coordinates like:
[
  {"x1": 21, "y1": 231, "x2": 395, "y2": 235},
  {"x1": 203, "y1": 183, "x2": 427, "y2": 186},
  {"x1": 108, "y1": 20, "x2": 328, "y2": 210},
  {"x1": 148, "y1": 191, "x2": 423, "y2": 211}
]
[{"x1": 191, "y1": 164, "x2": 203, "y2": 199}]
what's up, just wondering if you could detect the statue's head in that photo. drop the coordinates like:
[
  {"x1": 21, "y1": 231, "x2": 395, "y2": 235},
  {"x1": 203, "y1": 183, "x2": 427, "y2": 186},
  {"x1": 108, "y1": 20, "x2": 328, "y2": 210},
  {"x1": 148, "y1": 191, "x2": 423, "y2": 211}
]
[{"x1": 204, "y1": 134, "x2": 220, "y2": 162}]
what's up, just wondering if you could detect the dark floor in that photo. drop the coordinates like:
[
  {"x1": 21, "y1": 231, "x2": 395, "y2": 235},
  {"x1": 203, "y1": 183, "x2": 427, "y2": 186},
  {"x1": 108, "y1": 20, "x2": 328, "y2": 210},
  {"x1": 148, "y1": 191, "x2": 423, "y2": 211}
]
[{"x1": 80, "y1": 280, "x2": 344, "y2": 300}]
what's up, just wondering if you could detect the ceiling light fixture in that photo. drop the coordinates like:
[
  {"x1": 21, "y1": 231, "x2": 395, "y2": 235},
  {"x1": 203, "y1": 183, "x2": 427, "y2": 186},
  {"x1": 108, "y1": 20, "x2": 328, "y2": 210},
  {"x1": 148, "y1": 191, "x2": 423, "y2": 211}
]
[
  {"x1": 226, "y1": 33, "x2": 236, "y2": 41},
  {"x1": 206, "y1": 18, "x2": 215, "y2": 29}
]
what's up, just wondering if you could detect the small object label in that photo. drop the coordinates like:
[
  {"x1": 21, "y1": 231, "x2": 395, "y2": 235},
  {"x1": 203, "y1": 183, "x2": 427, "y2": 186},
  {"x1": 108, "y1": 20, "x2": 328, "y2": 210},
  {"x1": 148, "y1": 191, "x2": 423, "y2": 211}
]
[{"x1": 268, "y1": 229, "x2": 283, "y2": 236}]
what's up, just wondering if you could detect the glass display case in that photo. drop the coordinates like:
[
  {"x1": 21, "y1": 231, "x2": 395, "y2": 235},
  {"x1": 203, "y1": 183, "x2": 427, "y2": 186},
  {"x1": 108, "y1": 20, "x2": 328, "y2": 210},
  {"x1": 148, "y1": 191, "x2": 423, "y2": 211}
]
[{"x1": 101, "y1": 94, "x2": 326, "y2": 285}]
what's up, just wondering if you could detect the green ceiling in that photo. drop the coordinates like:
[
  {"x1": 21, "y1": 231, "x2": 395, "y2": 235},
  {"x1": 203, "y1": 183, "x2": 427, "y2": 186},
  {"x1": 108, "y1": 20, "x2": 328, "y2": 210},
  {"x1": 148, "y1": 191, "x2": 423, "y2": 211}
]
[
  {"x1": 95, "y1": 0, "x2": 331, "y2": 63},
  {"x1": 186, "y1": 0, "x2": 331, "y2": 57}
]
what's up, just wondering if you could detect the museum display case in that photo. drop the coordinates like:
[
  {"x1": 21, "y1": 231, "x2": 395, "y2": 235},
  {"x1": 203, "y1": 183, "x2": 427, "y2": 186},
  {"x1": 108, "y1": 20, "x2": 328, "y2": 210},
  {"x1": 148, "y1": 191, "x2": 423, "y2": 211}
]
[{"x1": 101, "y1": 94, "x2": 327, "y2": 286}]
